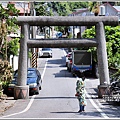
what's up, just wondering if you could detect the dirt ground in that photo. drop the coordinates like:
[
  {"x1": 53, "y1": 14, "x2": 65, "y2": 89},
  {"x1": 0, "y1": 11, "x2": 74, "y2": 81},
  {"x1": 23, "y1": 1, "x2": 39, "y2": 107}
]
[{"x1": 0, "y1": 94, "x2": 16, "y2": 116}]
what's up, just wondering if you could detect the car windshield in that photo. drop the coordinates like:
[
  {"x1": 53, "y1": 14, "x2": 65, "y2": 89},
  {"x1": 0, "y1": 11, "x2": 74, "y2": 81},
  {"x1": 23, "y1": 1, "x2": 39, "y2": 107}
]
[
  {"x1": 27, "y1": 70, "x2": 36, "y2": 77},
  {"x1": 42, "y1": 48, "x2": 51, "y2": 51},
  {"x1": 14, "y1": 70, "x2": 36, "y2": 78}
]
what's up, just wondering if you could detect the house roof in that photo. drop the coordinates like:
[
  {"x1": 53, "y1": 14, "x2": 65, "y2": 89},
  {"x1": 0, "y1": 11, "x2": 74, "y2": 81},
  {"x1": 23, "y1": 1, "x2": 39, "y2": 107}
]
[
  {"x1": 100, "y1": 2, "x2": 120, "y2": 12},
  {"x1": 113, "y1": 6, "x2": 120, "y2": 12},
  {"x1": 69, "y1": 8, "x2": 89, "y2": 16}
]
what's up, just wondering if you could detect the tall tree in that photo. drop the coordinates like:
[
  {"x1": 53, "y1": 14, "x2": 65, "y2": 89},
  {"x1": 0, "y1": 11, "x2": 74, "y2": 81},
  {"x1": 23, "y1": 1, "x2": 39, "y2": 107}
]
[
  {"x1": 0, "y1": 2, "x2": 20, "y2": 60},
  {"x1": 0, "y1": 2, "x2": 20, "y2": 96}
]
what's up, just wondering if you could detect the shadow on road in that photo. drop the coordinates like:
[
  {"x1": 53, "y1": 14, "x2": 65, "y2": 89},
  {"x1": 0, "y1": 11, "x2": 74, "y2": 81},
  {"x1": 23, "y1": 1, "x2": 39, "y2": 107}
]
[
  {"x1": 34, "y1": 96, "x2": 76, "y2": 100},
  {"x1": 50, "y1": 111, "x2": 102, "y2": 118}
]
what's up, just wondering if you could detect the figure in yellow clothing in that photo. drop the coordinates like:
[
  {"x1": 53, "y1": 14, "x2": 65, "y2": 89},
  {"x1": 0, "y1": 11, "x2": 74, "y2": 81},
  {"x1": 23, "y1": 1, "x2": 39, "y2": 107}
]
[{"x1": 75, "y1": 75, "x2": 87, "y2": 112}]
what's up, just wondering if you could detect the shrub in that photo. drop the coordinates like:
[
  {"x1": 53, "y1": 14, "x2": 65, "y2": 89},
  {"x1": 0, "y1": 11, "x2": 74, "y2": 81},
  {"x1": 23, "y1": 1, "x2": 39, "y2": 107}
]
[{"x1": 0, "y1": 59, "x2": 13, "y2": 96}]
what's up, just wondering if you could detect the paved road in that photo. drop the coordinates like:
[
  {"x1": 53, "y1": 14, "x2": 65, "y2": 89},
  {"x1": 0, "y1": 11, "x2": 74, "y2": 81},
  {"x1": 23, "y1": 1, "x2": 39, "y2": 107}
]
[{"x1": 0, "y1": 48, "x2": 120, "y2": 119}]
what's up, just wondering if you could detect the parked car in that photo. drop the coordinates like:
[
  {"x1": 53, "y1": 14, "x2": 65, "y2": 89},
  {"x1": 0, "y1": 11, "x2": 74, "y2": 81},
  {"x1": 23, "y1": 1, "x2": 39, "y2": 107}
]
[
  {"x1": 8, "y1": 68, "x2": 42, "y2": 95},
  {"x1": 41, "y1": 48, "x2": 52, "y2": 58},
  {"x1": 65, "y1": 52, "x2": 72, "y2": 67},
  {"x1": 56, "y1": 32, "x2": 63, "y2": 38}
]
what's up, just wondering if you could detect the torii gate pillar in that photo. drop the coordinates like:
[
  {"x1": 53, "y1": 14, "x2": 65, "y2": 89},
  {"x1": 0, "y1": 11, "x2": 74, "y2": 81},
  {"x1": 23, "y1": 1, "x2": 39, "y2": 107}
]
[
  {"x1": 96, "y1": 22, "x2": 110, "y2": 98},
  {"x1": 14, "y1": 23, "x2": 29, "y2": 100}
]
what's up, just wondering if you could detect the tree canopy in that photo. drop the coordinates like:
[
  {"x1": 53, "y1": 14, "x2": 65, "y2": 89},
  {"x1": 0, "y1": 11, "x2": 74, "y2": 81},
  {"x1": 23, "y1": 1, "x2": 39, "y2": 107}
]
[
  {"x1": 82, "y1": 26, "x2": 120, "y2": 69},
  {"x1": 0, "y1": 2, "x2": 20, "y2": 94},
  {"x1": 0, "y1": 3, "x2": 20, "y2": 60}
]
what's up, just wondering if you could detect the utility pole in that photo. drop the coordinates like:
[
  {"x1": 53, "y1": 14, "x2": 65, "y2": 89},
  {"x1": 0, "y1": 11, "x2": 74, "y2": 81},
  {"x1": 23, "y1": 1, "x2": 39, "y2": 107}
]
[
  {"x1": 30, "y1": 2, "x2": 37, "y2": 68},
  {"x1": 24, "y1": 2, "x2": 25, "y2": 16}
]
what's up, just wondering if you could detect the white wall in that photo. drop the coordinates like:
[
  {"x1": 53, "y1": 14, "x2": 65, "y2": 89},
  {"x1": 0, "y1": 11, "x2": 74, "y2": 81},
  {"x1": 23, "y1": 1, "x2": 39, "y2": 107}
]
[
  {"x1": 10, "y1": 55, "x2": 31, "y2": 71},
  {"x1": 10, "y1": 55, "x2": 18, "y2": 71}
]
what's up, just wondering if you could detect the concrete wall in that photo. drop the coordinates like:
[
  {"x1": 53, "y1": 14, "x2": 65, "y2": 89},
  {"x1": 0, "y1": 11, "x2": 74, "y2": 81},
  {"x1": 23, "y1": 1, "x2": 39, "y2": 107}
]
[{"x1": 10, "y1": 55, "x2": 31, "y2": 71}]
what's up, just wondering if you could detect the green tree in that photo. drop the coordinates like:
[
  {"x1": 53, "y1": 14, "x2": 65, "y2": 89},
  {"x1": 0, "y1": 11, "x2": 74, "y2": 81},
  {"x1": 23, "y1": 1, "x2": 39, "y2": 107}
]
[
  {"x1": 68, "y1": 2, "x2": 88, "y2": 12},
  {"x1": 0, "y1": 59, "x2": 13, "y2": 97},
  {"x1": 0, "y1": 2, "x2": 19, "y2": 96},
  {"x1": 34, "y1": 2, "x2": 54, "y2": 37},
  {"x1": 51, "y1": 2, "x2": 88, "y2": 34},
  {"x1": 0, "y1": 3, "x2": 20, "y2": 60},
  {"x1": 1, "y1": 38, "x2": 20, "y2": 58},
  {"x1": 49, "y1": 2, "x2": 88, "y2": 16},
  {"x1": 35, "y1": 2, "x2": 53, "y2": 16},
  {"x1": 35, "y1": 2, "x2": 89, "y2": 34},
  {"x1": 82, "y1": 26, "x2": 120, "y2": 69}
]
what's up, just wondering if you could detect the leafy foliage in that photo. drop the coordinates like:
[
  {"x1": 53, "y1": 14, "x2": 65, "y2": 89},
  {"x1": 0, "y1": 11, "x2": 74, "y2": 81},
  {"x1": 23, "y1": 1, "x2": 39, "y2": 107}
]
[
  {"x1": 48, "y1": 2, "x2": 88, "y2": 16},
  {"x1": 0, "y1": 59, "x2": 13, "y2": 95},
  {"x1": 1, "y1": 38, "x2": 20, "y2": 58},
  {"x1": 35, "y1": 2, "x2": 89, "y2": 33},
  {"x1": 0, "y1": 3, "x2": 20, "y2": 59},
  {"x1": 35, "y1": 2, "x2": 53, "y2": 16},
  {"x1": 0, "y1": 3, "x2": 19, "y2": 94},
  {"x1": 82, "y1": 26, "x2": 120, "y2": 69}
]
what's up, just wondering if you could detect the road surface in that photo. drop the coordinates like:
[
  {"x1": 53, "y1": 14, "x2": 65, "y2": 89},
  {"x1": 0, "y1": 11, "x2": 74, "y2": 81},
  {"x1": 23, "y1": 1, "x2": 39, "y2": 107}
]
[{"x1": 0, "y1": 48, "x2": 120, "y2": 119}]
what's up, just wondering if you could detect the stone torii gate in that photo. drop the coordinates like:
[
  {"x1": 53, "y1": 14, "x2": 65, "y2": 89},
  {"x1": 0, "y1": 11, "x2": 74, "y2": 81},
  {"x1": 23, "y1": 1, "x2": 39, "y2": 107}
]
[{"x1": 14, "y1": 16, "x2": 119, "y2": 99}]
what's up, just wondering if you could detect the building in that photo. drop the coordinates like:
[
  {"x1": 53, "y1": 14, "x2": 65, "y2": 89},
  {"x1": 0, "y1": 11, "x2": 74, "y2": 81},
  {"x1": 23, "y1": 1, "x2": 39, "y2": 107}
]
[
  {"x1": 99, "y1": 2, "x2": 120, "y2": 21},
  {"x1": 68, "y1": 3, "x2": 120, "y2": 38},
  {"x1": 69, "y1": 8, "x2": 94, "y2": 17}
]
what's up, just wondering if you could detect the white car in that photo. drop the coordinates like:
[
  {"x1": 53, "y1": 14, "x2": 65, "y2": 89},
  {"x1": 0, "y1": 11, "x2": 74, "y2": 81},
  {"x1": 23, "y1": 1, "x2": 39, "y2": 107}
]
[{"x1": 41, "y1": 48, "x2": 52, "y2": 58}]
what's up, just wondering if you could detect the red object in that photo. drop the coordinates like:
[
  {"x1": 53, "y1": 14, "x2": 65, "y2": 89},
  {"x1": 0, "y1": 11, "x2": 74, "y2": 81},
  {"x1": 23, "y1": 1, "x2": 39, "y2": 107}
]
[
  {"x1": 75, "y1": 93, "x2": 79, "y2": 96},
  {"x1": 70, "y1": 59, "x2": 72, "y2": 64}
]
